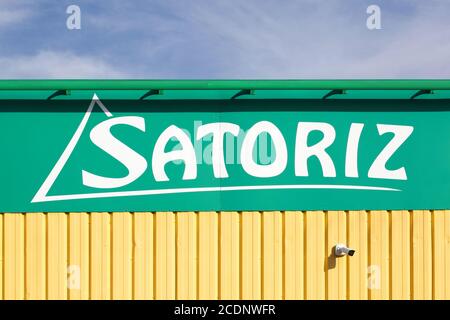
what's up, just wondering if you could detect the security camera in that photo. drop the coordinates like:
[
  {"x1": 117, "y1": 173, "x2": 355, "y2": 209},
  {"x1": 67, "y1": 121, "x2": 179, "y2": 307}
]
[{"x1": 335, "y1": 244, "x2": 356, "y2": 257}]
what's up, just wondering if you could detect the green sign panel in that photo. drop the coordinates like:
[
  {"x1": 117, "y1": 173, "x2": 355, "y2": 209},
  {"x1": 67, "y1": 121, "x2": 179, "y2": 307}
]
[{"x1": 0, "y1": 92, "x2": 449, "y2": 212}]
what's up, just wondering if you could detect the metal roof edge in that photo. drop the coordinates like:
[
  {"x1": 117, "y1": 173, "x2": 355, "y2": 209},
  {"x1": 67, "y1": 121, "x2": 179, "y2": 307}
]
[{"x1": 1, "y1": 79, "x2": 450, "y2": 91}]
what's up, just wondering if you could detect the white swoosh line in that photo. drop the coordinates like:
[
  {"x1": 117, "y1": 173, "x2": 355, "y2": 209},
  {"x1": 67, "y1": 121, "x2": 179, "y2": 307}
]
[{"x1": 35, "y1": 184, "x2": 400, "y2": 202}]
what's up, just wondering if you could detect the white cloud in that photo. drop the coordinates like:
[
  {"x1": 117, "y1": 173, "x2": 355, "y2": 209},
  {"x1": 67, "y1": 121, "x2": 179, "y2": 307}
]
[
  {"x1": 97, "y1": 0, "x2": 446, "y2": 78},
  {"x1": 165, "y1": 0, "x2": 450, "y2": 78},
  {"x1": 1, "y1": 0, "x2": 450, "y2": 78},
  {"x1": 0, "y1": 51, "x2": 127, "y2": 78},
  {"x1": 0, "y1": 10, "x2": 28, "y2": 27},
  {"x1": 0, "y1": 1, "x2": 32, "y2": 27}
]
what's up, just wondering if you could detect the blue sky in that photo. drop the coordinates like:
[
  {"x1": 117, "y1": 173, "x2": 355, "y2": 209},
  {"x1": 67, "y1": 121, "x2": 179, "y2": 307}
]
[{"x1": 0, "y1": 0, "x2": 449, "y2": 78}]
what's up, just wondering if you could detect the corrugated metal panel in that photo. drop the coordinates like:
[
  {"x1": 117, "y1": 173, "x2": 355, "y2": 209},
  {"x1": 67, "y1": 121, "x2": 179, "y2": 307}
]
[{"x1": 0, "y1": 210, "x2": 449, "y2": 300}]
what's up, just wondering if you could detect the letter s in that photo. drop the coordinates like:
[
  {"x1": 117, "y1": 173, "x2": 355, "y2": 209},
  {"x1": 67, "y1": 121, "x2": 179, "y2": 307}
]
[
  {"x1": 368, "y1": 124, "x2": 413, "y2": 180},
  {"x1": 82, "y1": 116, "x2": 147, "y2": 188}
]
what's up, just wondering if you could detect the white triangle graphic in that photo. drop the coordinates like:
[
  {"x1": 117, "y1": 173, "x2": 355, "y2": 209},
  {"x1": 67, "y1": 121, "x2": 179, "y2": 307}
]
[{"x1": 32, "y1": 94, "x2": 112, "y2": 203}]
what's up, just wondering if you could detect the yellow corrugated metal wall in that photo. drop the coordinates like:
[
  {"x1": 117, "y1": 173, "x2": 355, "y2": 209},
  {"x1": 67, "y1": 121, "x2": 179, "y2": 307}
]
[{"x1": 0, "y1": 210, "x2": 449, "y2": 300}]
